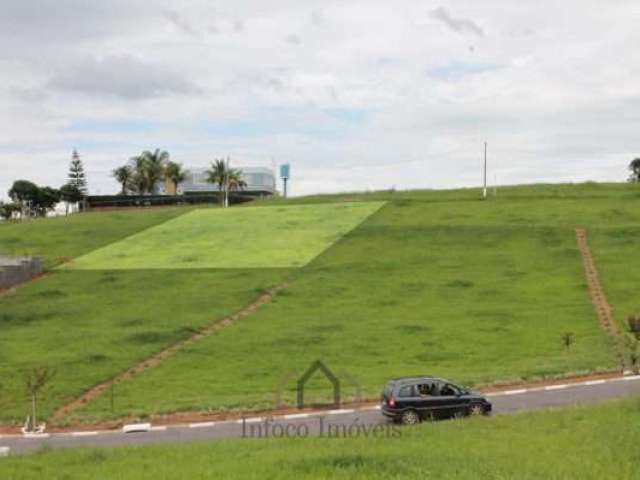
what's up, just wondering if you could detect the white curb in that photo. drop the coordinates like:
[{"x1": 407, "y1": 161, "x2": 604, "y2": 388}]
[
  {"x1": 282, "y1": 413, "x2": 310, "y2": 420},
  {"x1": 21, "y1": 433, "x2": 50, "y2": 439},
  {"x1": 545, "y1": 384, "x2": 568, "y2": 391},
  {"x1": 189, "y1": 422, "x2": 216, "y2": 428},
  {"x1": 70, "y1": 431, "x2": 98, "y2": 437},
  {"x1": 238, "y1": 417, "x2": 263, "y2": 424},
  {"x1": 327, "y1": 409, "x2": 355, "y2": 415},
  {"x1": 0, "y1": 446, "x2": 9, "y2": 457},
  {"x1": 122, "y1": 423, "x2": 152, "y2": 433},
  {"x1": 584, "y1": 379, "x2": 606, "y2": 386}
]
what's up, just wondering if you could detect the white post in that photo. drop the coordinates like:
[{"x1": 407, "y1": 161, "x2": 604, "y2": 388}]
[
  {"x1": 225, "y1": 157, "x2": 230, "y2": 208},
  {"x1": 483, "y1": 142, "x2": 488, "y2": 199}
]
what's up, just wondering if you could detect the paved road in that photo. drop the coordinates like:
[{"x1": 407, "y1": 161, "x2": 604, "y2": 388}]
[{"x1": 2, "y1": 375, "x2": 640, "y2": 456}]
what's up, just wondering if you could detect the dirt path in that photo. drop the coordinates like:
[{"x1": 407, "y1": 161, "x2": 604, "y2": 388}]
[
  {"x1": 575, "y1": 227, "x2": 620, "y2": 337},
  {"x1": 573, "y1": 226, "x2": 632, "y2": 376},
  {"x1": 52, "y1": 283, "x2": 288, "y2": 421}
]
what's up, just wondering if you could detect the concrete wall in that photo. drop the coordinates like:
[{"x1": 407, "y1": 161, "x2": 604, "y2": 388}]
[{"x1": 0, "y1": 256, "x2": 43, "y2": 289}]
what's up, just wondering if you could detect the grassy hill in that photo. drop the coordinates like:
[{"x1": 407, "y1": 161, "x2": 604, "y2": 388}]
[
  {"x1": 1, "y1": 398, "x2": 638, "y2": 479},
  {"x1": 0, "y1": 183, "x2": 638, "y2": 424}
]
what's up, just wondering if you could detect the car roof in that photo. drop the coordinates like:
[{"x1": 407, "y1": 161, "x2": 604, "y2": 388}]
[{"x1": 388, "y1": 376, "x2": 440, "y2": 384}]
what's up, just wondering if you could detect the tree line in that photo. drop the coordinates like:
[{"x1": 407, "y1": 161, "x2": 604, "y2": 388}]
[
  {"x1": 112, "y1": 150, "x2": 246, "y2": 207},
  {"x1": 0, "y1": 150, "x2": 87, "y2": 220}
]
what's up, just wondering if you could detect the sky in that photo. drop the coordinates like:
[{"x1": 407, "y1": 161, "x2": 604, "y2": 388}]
[{"x1": 1, "y1": 0, "x2": 639, "y2": 199}]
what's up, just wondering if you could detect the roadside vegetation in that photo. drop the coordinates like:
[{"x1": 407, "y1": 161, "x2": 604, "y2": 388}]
[{"x1": 1, "y1": 399, "x2": 639, "y2": 479}]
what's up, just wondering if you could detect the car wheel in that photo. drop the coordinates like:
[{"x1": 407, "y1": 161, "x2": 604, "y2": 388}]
[
  {"x1": 468, "y1": 403, "x2": 484, "y2": 416},
  {"x1": 400, "y1": 410, "x2": 420, "y2": 425}
]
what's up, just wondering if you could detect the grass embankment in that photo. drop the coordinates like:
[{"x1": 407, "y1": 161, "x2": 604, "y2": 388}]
[
  {"x1": 0, "y1": 206, "x2": 195, "y2": 268},
  {"x1": 64, "y1": 202, "x2": 383, "y2": 269},
  {"x1": 2, "y1": 183, "x2": 639, "y2": 424},
  {"x1": 77, "y1": 195, "x2": 622, "y2": 421},
  {"x1": 1, "y1": 399, "x2": 639, "y2": 479}
]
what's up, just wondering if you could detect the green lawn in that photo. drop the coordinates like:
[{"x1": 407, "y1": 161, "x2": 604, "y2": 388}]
[
  {"x1": 0, "y1": 269, "x2": 290, "y2": 423},
  {"x1": 63, "y1": 202, "x2": 384, "y2": 270},
  {"x1": 2, "y1": 399, "x2": 639, "y2": 479},
  {"x1": 0, "y1": 206, "x2": 194, "y2": 268},
  {"x1": 3, "y1": 183, "x2": 640, "y2": 425},
  {"x1": 75, "y1": 200, "x2": 616, "y2": 421},
  {"x1": 588, "y1": 226, "x2": 640, "y2": 333}
]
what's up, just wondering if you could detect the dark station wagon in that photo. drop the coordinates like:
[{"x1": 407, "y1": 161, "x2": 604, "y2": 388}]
[{"x1": 381, "y1": 376, "x2": 492, "y2": 424}]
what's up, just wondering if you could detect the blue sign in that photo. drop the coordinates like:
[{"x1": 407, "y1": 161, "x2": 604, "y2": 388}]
[{"x1": 280, "y1": 164, "x2": 290, "y2": 179}]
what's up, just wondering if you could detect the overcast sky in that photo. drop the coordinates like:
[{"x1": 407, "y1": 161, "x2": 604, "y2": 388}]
[{"x1": 1, "y1": 0, "x2": 639, "y2": 199}]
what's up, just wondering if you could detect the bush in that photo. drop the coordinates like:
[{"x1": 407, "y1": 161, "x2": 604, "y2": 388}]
[{"x1": 627, "y1": 315, "x2": 640, "y2": 336}]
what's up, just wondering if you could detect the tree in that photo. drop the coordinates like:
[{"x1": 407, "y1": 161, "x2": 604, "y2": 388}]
[
  {"x1": 8, "y1": 180, "x2": 40, "y2": 217},
  {"x1": 164, "y1": 161, "x2": 188, "y2": 195},
  {"x1": 0, "y1": 202, "x2": 19, "y2": 220},
  {"x1": 8, "y1": 180, "x2": 60, "y2": 217},
  {"x1": 59, "y1": 183, "x2": 83, "y2": 216},
  {"x1": 68, "y1": 150, "x2": 88, "y2": 195},
  {"x1": 112, "y1": 165, "x2": 133, "y2": 195},
  {"x1": 629, "y1": 158, "x2": 640, "y2": 183},
  {"x1": 205, "y1": 158, "x2": 246, "y2": 207},
  {"x1": 129, "y1": 149, "x2": 169, "y2": 194},
  {"x1": 24, "y1": 366, "x2": 55, "y2": 433}
]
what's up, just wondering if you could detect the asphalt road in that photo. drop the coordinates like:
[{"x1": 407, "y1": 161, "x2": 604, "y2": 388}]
[{"x1": 2, "y1": 375, "x2": 639, "y2": 456}]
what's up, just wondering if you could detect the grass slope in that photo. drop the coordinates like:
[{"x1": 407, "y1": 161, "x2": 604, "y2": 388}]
[
  {"x1": 77, "y1": 200, "x2": 616, "y2": 421},
  {"x1": 1, "y1": 399, "x2": 639, "y2": 479},
  {"x1": 64, "y1": 202, "x2": 384, "y2": 270},
  {"x1": 0, "y1": 206, "x2": 194, "y2": 268},
  {"x1": 0, "y1": 269, "x2": 290, "y2": 422},
  {"x1": 3, "y1": 183, "x2": 639, "y2": 424}
]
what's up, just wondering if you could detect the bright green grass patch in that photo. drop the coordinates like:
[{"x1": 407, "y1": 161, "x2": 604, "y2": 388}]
[
  {"x1": 0, "y1": 268, "x2": 290, "y2": 423},
  {"x1": 76, "y1": 202, "x2": 616, "y2": 421},
  {"x1": 63, "y1": 202, "x2": 384, "y2": 270},
  {"x1": 0, "y1": 206, "x2": 194, "y2": 268},
  {"x1": 2, "y1": 399, "x2": 639, "y2": 479}
]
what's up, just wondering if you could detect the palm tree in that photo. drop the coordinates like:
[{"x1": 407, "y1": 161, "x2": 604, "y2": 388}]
[
  {"x1": 204, "y1": 159, "x2": 246, "y2": 207},
  {"x1": 139, "y1": 149, "x2": 169, "y2": 194},
  {"x1": 227, "y1": 170, "x2": 247, "y2": 192},
  {"x1": 164, "y1": 161, "x2": 188, "y2": 195},
  {"x1": 112, "y1": 165, "x2": 133, "y2": 195},
  {"x1": 128, "y1": 149, "x2": 170, "y2": 194},
  {"x1": 205, "y1": 159, "x2": 228, "y2": 206}
]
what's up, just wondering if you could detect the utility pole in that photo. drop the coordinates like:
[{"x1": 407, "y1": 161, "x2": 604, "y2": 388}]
[
  {"x1": 483, "y1": 141, "x2": 488, "y2": 199},
  {"x1": 225, "y1": 156, "x2": 230, "y2": 208}
]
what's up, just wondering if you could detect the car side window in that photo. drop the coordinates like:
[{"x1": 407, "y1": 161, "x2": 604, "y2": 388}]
[
  {"x1": 398, "y1": 385, "x2": 415, "y2": 398},
  {"x1": 416, "y1": 383, "x2": 433, "y2": 396},
  {"x1": 439, "y1": 383, "x2": 459, "y2": 396}
]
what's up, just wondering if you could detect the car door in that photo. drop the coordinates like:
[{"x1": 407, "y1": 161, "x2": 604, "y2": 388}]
[
  {"x1": 413, "y1": 381, "x2": 440, "y2": 417},
  {"x1": 432, "y1": 382, "x2": 467, "y2": 417}
]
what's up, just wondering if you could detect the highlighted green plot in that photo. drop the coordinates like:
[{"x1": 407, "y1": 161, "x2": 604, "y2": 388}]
[{"x1": 63, "y1": 202, "x2": 385, "y2": 269}]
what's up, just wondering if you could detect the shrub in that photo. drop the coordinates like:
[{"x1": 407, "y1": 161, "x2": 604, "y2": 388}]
[{"x1": 627, "y1": 315, "x2": 640, "y2": 336}]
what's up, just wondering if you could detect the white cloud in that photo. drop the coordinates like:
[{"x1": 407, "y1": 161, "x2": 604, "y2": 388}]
[{"x1": 1, "y1": 0, "x2": 639, "y2": 199}]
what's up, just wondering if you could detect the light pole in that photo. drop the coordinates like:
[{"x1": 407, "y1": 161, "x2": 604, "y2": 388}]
[{"x1": 483, "y1": 142, "x2": 488, "y2": 199}]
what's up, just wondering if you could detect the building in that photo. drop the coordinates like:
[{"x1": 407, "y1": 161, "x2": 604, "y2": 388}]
[{"x1": 159, "y1": 166, "x2": 276, "y2": 197}]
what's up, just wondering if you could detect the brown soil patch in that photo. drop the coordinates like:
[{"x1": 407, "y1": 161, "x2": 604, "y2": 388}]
[
  {"x1": 575, "y1": 228, "x2": 620, "y2": 336},
  {"x1": 51, "y1": 283, "x2": 288, "y2": 422}
]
